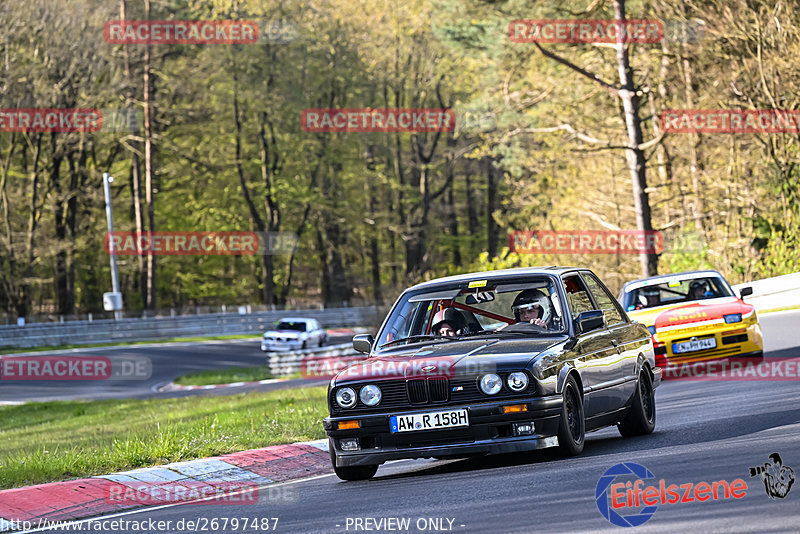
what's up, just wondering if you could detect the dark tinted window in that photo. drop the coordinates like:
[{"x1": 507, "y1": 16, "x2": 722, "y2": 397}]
[{"x1": 277, "y1": 321, "x2": 307, "y2": 332}]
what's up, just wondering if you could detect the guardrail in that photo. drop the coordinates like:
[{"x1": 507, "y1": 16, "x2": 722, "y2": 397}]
[
  {"x1": 0, "y1": 307, "x2": 383, "y2": 349},
  {"x1": 732, "y1": 272, "x2": 800, "y2": 313},
  {"x1": 267, "y1": 343, "x2": 364, "y2": 376}
]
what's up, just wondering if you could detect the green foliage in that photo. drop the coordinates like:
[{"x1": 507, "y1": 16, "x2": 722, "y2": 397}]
[{"x1": 2, "y1": 0, "x2": 800, "y2": 320}]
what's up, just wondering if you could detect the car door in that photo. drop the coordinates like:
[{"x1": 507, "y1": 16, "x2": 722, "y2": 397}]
[
  {"x1": 561, "y1": 273, "x2": 620, "y2": 419},
  {"x1": 580, "y1": 271, "x2": 637, "y2": 411}
]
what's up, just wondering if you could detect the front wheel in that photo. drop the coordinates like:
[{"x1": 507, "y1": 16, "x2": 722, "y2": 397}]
[
  {"x1": 557, "y1": 375, "x2": 585, "y2": 456},
  {"x1": 618, "y1": 368, "x2": 656, "y2": 437},
  {"x1": 333, "y1": 464, "x2": 378, "y2": 481},
  {"x1": 330, "y1": 447, "x2": 378, "y2": 480}
]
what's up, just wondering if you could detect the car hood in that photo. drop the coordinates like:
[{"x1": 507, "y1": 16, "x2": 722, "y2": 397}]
[
  {"x1": 332, "y1": 337, "x2": 565, "y2": 385},
  {"x1": 628, "y1": 296, "x2": 753, "y2": 329}
]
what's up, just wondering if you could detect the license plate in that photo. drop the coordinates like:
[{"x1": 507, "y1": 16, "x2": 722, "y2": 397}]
[
  {"x1": 673, "y1": 337, "x2": 716, "y2": 354},
  {"x1": 390, "y1": 409, "x2": 469, "y2": 433}
]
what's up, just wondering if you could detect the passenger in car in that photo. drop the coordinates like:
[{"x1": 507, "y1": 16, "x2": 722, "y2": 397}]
[{"x1": 431, "y1": 307, "x2": 466, "y2": 336}]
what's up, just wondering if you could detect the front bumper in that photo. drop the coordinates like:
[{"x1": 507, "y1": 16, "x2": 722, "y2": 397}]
[
  {"x1": 261, "y1": 339, "x2": 303, "y2": 352},
  {"x1": 324, "y1": 396, "x2": 563, "y2": 467},
  {"x1": 656, "y1": 320, "x2": 763, "y2": 365}
]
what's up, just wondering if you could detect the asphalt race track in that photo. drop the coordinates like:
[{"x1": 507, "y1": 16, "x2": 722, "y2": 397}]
[
  {"x1": 0, "y1": 334, "x2": 353, "y2": 403},
  {"x1": 15, "y1": 310, "x2": 800, "y2": 533}
]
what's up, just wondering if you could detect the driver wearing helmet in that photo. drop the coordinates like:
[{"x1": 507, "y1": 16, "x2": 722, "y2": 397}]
[
  {"x1": 431, "y1": 307, "x2": 466, "y2": 336},
  {"x1": 689, "y1": 280, "x2": 715, "y2": 300},
  {"x1": 511, "y1": 289, "x2": 552, "y2": 328}
]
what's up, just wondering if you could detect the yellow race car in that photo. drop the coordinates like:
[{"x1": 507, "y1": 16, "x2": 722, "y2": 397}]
[{"x1": 618, "y1": 270, "x2": 763, "y2": 368}]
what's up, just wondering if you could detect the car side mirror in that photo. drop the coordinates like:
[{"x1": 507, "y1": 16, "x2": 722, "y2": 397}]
[
  {"x1": 575, "y1": 310, "x2": 605, "y2": 334},
  {"x1": 739, "y1": 286, "x2": 753, "y2": 298},
  {"x1": 353, "y1": 334, "x2": 374, "y2": 354}
]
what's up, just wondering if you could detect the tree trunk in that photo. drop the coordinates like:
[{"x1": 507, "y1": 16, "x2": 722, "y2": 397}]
[
  {"x1": 121, "y1": 0, "x2": 146, "y2": 308},
  {"x1": 51, "y1": 136, "x2": 70, "y2": 315},
  {"x1": 465, "y1": 171, "x2": 478, "y2": 239},
  {"x1": 446, "y1": 171, "x2": 461, "y2": 266},
  {"x1": 143, "y1": 0, "x2": 157, "y2": 309},
  {"x1": 680, "y1": 43, "x2": 706, "y2": 236},
  {"x1": 486, "y1": 159, "x2": 499, "y2": 259},
  {"x1": 614, "y1": 0, "x2": 658, "y2": 277},
  {"x1": 278, "y1": 204, "x2": 311, "y2": 305}
]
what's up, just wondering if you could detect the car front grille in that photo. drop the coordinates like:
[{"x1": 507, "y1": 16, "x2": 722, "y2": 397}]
[
  {"x1": 330, "y1": 372, "x2": 534, "y2": 415},
  {"x1": 407, "y1": 379, "x2": 429, "y2": 404},
  {"x1": 428, "y1": 377, "x2": 449, "y2": 402}
]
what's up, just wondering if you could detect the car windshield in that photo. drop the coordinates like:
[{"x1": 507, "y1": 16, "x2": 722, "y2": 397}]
[
  {"x1": 623, "y1": 276, "x2": 733, "y2": 311},
  {"x1": 277, "y1": 321, "x2": 307, "y2": 332},
  {"x1": 376, "y1": 276, "x2": 566, "y2": 348}
]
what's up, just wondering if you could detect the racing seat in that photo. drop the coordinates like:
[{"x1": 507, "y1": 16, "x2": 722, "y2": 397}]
[{"x1": 458, "y1": 309, "x2": 483, "y2": 334}]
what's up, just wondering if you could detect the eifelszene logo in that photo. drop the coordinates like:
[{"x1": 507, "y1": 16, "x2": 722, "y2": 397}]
[
  {"x1": 595, "y1": 462, "x2": 748, "y2": 527},
  {"x1": 749, "y1": 453, "x2": 795, "y2": 499}
]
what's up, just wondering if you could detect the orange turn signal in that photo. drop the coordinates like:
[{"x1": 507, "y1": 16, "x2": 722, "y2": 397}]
[
  {"x1": 337, "y1": 420, "x2": 361, "y2": 430},
  {"x1": 501, "y1": 404, "x2": 528, "y2": 414}
]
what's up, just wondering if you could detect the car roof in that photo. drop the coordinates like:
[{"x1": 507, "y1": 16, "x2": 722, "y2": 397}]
[
  {"x1": 276, "y1": 317, "x2": 316, "y2": 323},
  {"x1": 620, "y1": 270, "x2": 724, "y2": 293},
  {"x1": 407, "y1": 266, "x2": 587, "y2": 292}
]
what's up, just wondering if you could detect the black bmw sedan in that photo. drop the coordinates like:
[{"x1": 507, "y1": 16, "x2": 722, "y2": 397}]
[{"x1": 323, "y1": 266, "x2": 661, "y2": 480}]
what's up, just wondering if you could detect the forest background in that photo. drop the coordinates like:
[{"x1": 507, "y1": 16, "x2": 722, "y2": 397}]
[{"x1": 2, "y1": 0, "x2": 798, "y2": 321}]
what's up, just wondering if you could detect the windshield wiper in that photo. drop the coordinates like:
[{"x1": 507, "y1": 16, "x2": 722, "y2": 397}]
[{"x1": 379, "y1": 334, "x2": 458, "y2": 348}]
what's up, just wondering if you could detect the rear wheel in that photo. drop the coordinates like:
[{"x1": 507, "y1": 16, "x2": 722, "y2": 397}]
[
  {"x1": 557, "y1": 375, "x2": 585, "y2": 456},
  {"x1": 618, "y1": 368, "x2": 656, "y2": 437},
  {"x1": 330, "y1": 447, "x2": 378, "y2": 481}
]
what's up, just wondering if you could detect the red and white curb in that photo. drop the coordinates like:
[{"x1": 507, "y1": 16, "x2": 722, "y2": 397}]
[{"x1": 0, "y1": 440, "x2": 329, "y2": 531}]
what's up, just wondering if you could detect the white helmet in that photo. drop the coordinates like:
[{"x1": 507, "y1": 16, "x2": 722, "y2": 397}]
[{"x1": 511, "y1": 289, "x2": 552, "y2": 324}]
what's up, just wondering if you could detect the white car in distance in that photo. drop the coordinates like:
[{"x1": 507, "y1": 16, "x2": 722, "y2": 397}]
[{"x1": 261, "y1": 317, "x2": 327, "y2": 352}]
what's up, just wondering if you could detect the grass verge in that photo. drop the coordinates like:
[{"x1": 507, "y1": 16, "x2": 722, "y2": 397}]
[
  {"x1": 0, "y1": 387, "x2": 327, "y2": 490},
  {"x1": 0, "y1": 334, "x2": 261, "y2": 355},
  {"x1": 174, "y1": 365, "x2": 274, "y2": 386}
]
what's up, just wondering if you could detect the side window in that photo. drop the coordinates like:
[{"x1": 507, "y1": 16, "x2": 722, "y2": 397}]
[
  {"x1": 582, "y1": 273, "x2": 624, "y2": 325},
  {"x1": 562, "y1": 275, "x2": 595, "y2": 320}
]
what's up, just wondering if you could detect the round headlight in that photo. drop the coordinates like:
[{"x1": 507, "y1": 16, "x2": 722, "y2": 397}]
[
  {"x1": 335, "y1": 387, "x2": 357, "y2": 408},
  {"x1": 359, "y1": 384, "x2": 382, "y2": 406},
  {"x1": 507, "y1": 372, "x2": 529, "y2": 392},
  {"x1": 479, "y1": 373, "x2": 502, "y2": 395}
]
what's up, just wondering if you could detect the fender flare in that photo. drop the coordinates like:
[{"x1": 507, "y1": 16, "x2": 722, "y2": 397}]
[{"x1": 556, "y1": 363, "x2": 584, "y2": 398}]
